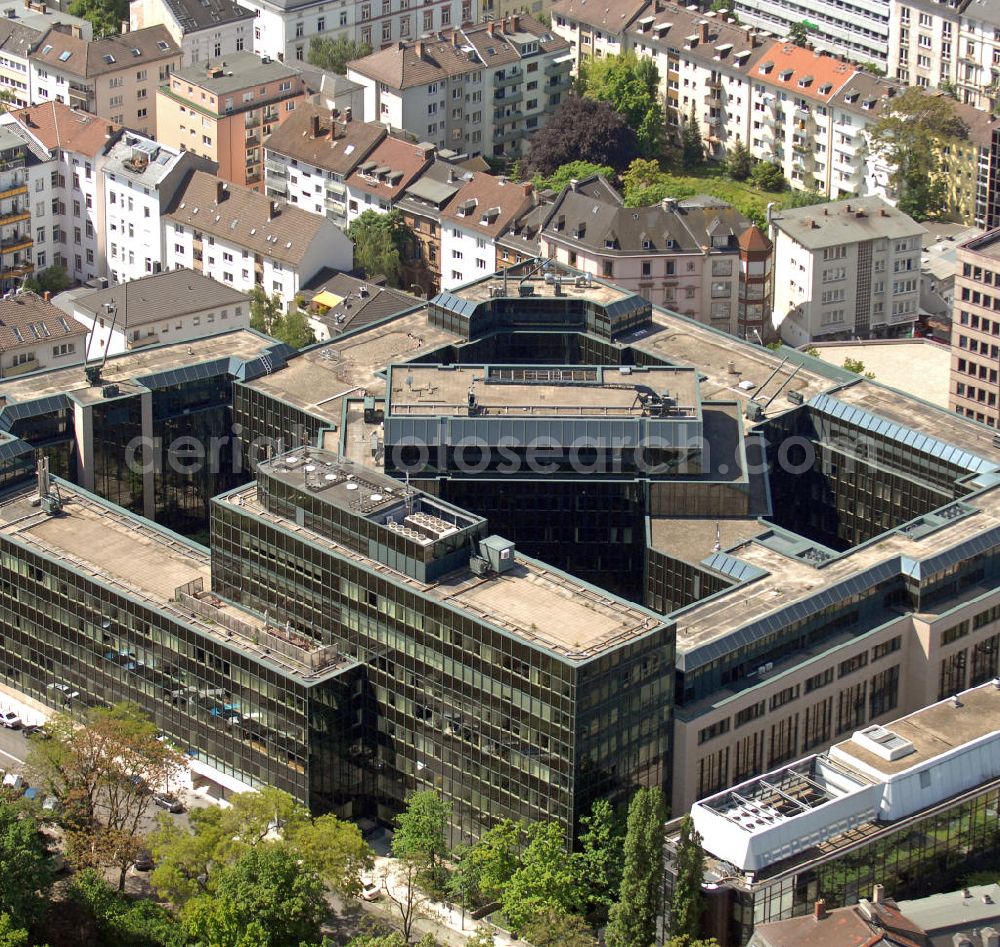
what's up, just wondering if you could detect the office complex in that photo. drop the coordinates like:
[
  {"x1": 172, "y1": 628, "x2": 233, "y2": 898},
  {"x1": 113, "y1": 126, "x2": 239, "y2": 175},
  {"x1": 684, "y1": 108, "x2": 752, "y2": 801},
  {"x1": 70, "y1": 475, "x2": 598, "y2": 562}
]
[
  {"x1": 2, "y1": 259, "x2": 1000, "y2": 854},
  {"x1": 670, "y1": 682, "x2": 1000, "y2": 946}
]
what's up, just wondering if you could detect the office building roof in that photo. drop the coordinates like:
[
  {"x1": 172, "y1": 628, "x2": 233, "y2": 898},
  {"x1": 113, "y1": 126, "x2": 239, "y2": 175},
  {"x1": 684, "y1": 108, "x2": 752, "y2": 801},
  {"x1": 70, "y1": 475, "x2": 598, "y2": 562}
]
[
  {"x1": 30, "y1": 25, "x2": 179, "y2": 78},
  {"x1": 166, "y1": 171, "x2": 331, "y2": 265},
  {"x1": 0, "y1": 292, "x2": 86, "y2": 353},
  {"x1": 12, "y1": 101, "x2": 119, "y2": 157},
  {"x1": 72, "y1": 269, "x2": 250, "y2": 329},
  {"x1": 170, "y1": 51, "x2": 300, "y2": 95},
  {"x1": 959, "y1": 227, "x2": 1000, "y2": 263},
  {"x1": 158, "y1": 0, "x2": 253, "y2": 34},
  {"x1": 691, "y1": 683, "x2": 1000, "y2": 873},
  {"x1": 263, "y1": 100, "x2": 385, "y2": 175},
  {"x1": 771, "y1": 196, "x2": 926, "y2": 251}
]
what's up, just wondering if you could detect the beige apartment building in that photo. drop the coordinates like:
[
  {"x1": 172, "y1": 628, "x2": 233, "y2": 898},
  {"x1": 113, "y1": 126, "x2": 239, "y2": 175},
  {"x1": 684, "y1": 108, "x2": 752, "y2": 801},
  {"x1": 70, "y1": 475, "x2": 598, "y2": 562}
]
[
  {"x1": 29, "y1": 26, "x2": 181, "y2": 136},
  {"x1": 949, "y1": 229, "x2": 1000, "y2": 427}
]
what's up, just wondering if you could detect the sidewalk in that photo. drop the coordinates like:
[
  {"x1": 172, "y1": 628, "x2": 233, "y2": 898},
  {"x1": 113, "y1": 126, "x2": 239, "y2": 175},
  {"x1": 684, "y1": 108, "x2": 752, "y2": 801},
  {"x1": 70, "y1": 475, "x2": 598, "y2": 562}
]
[{"x1": 372, "y1": 855, "x2": 524, "y2": 947}]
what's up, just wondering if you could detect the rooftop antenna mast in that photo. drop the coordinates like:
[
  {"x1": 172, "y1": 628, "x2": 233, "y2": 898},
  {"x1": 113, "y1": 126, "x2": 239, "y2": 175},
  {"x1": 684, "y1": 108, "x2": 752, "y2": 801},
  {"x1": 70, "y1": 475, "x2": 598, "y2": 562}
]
[
  {"x1": 405, "y1": 470, "x2": 413, "y2": 515},
  {"x1": 83, "y1": 282, "x2": 125, "y2": 385}
]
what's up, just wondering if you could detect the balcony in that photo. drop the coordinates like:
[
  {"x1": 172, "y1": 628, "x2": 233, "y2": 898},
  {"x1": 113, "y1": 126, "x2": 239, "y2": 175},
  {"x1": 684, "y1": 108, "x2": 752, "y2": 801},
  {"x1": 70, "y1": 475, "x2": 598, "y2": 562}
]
[
  {"x1": 245, "y1": 172, "x2": 261, "y2": 185},
  {"x1": 245, "y1": 133, "x2": 260, "y2": 147},
  {"x1": 325, "y1": 196, "x2": 346, "y2": 216},
  {"x1": 545, "y1": 60, "x2": 568, "y2": 76},
  {"x1": 494, "y1": 89, "x2": 523, "y2": 105},
  {"x1": 0, "y1": 183, "x2": 27, "y2": 201},
  {"x1": 0, "y1": 262, "x2": 32, "y2": 279},
  {"x1": 326, "y1": 180, "x2": 346, "y2": 197},
  {"x1": 0, "y1": 236, "x2": 33, "y2": 255},
  {"x1": 245, "y1": 114, "x2": 261, "y2": 129},
  {"x1": 0, "y1": 208, "x2": 29, "y2": 226},
  {"x1": 493, "y1": 71, "x2": 521, "y2": 87},
  {"x1": 494, "y1": 125, "x2": 523, "y2": 143},
  {"x1": 547, "y1": 73, "x2": 571, "y2": 92},
  {"x1": 706, "y1": 77, "x2": 723, "y2": 89},
  {"x1": 704, "y1": 90, "x2": 722, "y2": 105}
]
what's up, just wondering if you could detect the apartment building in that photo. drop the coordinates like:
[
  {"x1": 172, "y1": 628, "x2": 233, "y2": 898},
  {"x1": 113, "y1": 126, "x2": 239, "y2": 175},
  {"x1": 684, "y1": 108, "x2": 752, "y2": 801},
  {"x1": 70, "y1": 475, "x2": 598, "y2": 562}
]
[
  {"x1": 439, "y1": 170, "x2": 535, "y2": 289},
  {"x1": 888, "y1": 0, "x2": 963, "y2": 91},
  {"x1": 344, "y1": 135, "x2": 432, "y2": 222},
  {"x1": 70, "y1": 268, "x2": 250, "y2": 354},
  {"x1": 0, "y1": 123, "x2": 44, "y2": 294},
  {"x1": 949, "y1": 229, "x2": 1000, "y2": 427},
  {"x1": 630, "y1": 11, "x2": 766, "y2": 160},
  {"x1": 5, "y1": 102, "x2": 122, "y2": 286},
  {"x1": 129, "y1": 0, "x2": 253, "y2": 67},
  {"x1": 262, "y1": 99, "x2": 386, "y2": 229},
  {"x1": 103, "y1": 132, "x2": 212, "y2": 284},
  {"x1": 347, "y1": 17, "x2": 572, "y2": 159},
  {"x1": 0, "y1": 291, "x2": 86, "y2": 376},
  {"x1": 163, "y1": 171, "x2": 353, "y2": 303},
  {"x1": 771, "y1": 196, "x2": 925, "y2": 344},
  {"x1": 238, "y1": 0, "x2": 472, "y2": 66},
  {"x1": 549, "y1": 0, "x2": 648, "y2": 60},
  {"x1": 156, "y1": 52, "x2": 305, "y2": 191},
  {"x1": 29, "y1": 26, "x2": 182, "y2": 137},
  {"x1": 538, "y1": 177, "x2": 754, "y2": 335}
]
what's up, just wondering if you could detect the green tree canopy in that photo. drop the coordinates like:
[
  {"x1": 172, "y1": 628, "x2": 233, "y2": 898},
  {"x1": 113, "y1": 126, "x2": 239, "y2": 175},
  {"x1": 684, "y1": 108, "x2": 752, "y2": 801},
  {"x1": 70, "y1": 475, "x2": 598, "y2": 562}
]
[
  {"x1": 347, "y1": 209, "x2": 414, "y2": 288},
  {"x1": 533, "y1": 160, "x2": 616, "y2": 192},
  {"x1": 670, "y1": 815, "x2": 706, "y2": 943},
  {"x1": 0, "y1": 799, "x2": 52, "y2": 930},
  {"x1": 287, "y1": 812, "x2": 374, "y2": 898},
  {"x1": 391, "y1": 790, "x2": 450, "y2": 869},
  {"x1": 580, "y1": 52, "x2": 664, "y2": 157},
  {"x1": 520, "y1": 907, "x2": 596, "y2": 947},
  {"x1": 788, "y1": 20, "x2": 812, "y2": 47},
  {"x1": 681, "y1": 107, "x2": 704, "y2": 170},
  {"x1": 750, "y1": 161, "x2": 787, "y2": 192},
  {"x1": 0, "y1": 915, "x2": 28, "y2": 947},
  {"x1": 464, "y1": 818, "x2": 523, "y2": 904},
  {"x1": 23, "y1": 266, "x2": 71, "y2": 297},
  {"x1": 577, "y1": 798, "x2": 624, "y2": 917},
  {"x1": 248, "y1": 287, "x2": 316, "y2": 349},
  {"x1": 606, "y1": 787, "x2": 667, "y2": 947},
  {"x1": 525, "y1": 96, "x2": 639, "y2": 175},
  {"x1": 307, "y1": 36, "x2": 373, "y2": 74},
  {"x1": 68, "y1": 0, "x2": 127, "y2": 36},
  {"x1": 501, "y1": 821, "x2": 583, "y2": 933},
  {"x1": 181, "y1": 846, "x2": 326, "y2": 947},
  {"x1": 869, "y1": 86, "x2": 969, "y2": 221},
  {"x1": 723, "y1": 141, "x2": 753, "y2": 181}
]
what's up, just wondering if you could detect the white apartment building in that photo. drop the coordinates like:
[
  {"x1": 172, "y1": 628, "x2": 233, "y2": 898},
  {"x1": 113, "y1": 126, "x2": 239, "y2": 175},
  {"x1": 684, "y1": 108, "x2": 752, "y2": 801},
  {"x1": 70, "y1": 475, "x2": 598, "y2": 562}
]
[
  {"x1": 2, "y1": 102, "x2": 122, "y2": 286},
  {"x1": 887, "y1": 0, "x2": 962, "y2": 91},
  {"x1": 549, "y1": 0, "x2": 648, "y2": 60},
  {"x1": 770, "y1": 196, "x2": 925, "y2": 345},
  {"x1": 630, "y1": 12, "x2": 766, "y2": 160},
  {"x1": 163, "y1": 171, "x2": 353, "y2": 303},
  {"x1": 262, "y1": 98, "x2": 386, "y2": 229},
  {"x1": 130, "y1": 0, "x2": 253, "y2": 67},
  {"x1": 238, "y1": 0, "x2": 473, "y2": 67},
  {"x1": 103, "y1": 132, "x2": 212, "y2": 284},
  {"x1": 69, "y1": 268, "x2": 250, "y2": 354},
  {"x1": 0, "y1": 291, "x2": 87, "y2": 377},
  {"x1": 439, "y1": 171, "x2": 534, "y2": 289},
  {"x1": 343, "y1": 135, "x2": 433, "y2": 223},
  {"x1": 347, "y1": 17, "x2": 572, "y2": 159}
]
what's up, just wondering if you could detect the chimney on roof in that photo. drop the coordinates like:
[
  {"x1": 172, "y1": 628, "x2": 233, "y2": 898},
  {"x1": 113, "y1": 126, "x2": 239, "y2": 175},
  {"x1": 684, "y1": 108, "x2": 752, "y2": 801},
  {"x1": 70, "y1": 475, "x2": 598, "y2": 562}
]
[
  {"x1": 522, "y1": 181, "x2": 533, "y2": 196},
  {"x1": 216, "y1": 179, "x2": 227, "y2": 203},
  {"x1": 344, "y1": 106, "x2": 352, "y2": 122},
  {"x1": 70, "y1": 24, "x2": 82, "y2": 38},
  {"x1": 845, "y1": 203, "x2": 852, "y2": 212},
  {"x1": 120, "y1": 17, "x2": 128, "y2": 32},
  {"x1": 662, "y1": 197, "x2": 678, "y2": 212},
  {"x1": 488, "y1": 20, "x2": 495, "y2": 35},
  {"x1": 511, "y1": 13, "x2": 520, "y2": 30},
  {"x1": 872, "y1": 885, "x2": 884, "y2": 905},
  {"x1": 814, "y1": 900, "x2": 827, "y2": 921},
  {"x1": 699, "y1": 19, "x2": 709, "y2": 43},
  {"x1": 43, "y1": 291, "x2": 50, "y2": 301},
  {"x1": 21, "y1": 110, "x2": 28, "y2": 126},
  {"x1": 268, "y1": 199, "x2": 278, "y2": 221},
  {"x1": 415, "y1": 40, "x2": 425, "y2": 59},
  {"x1": 106, "y1": 123, "x2": 115, "y2": 137},
  {"x1": 311, "y1": 114, "x2": 321, "y2": 138},
  {"x1": 451, "y1": 29, "x2": 459, "y2": 45}
]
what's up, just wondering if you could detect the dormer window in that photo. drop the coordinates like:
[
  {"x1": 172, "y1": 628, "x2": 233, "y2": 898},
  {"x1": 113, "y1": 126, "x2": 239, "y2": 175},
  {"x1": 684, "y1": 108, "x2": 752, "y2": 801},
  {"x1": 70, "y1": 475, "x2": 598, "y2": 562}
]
[
  {"x1": 819, "y1": 82, "x2": 833, "y2": 94},
  {"x1": 758, "y1": 60, "x2": 774, "y2": 74},
  {"x1": 798, "y1": 75, "x2": 813, "y2": 88},
  {"x1": 573, "y1": 223, "x2": 586, "y2": 238},
  {"x1": 779, "y1": 68, "x2": 793, "y2": 81}
]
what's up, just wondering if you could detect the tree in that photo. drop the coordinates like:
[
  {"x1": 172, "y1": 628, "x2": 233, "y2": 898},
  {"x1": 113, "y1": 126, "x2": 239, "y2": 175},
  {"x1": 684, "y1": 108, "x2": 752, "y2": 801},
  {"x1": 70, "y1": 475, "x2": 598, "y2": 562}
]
[
  {"x1": 67, "y1": 0, "x2": 128, "y2": 36},
  {"x1": 666, "y1": 938, "x2": 721, "y2": 947},
  {"x1": 784, "y1": 188, "x2": 828, "y2": 208},
  {"x1": 391, "y1": 790, "x2": 450, "y2": 886},
  {"x1": 23, "y1": 266, "x2": 71, "y2": 297},
  {"x1": 464, "y1": 818, "x2": 523, "y2": 904},
  {"x1": 723, "y1": 141, "x2": 753, "y2": 181},
  {"x1": 287, "y1": 812, "x2": 374, "y2": 898},
  {"x1": 788, "y1": 20, "x2": 812, "y2": 47},
  {"x1": 577, "y1": 798, "x2": 624, "y2": 917},
  {"x1": 709, "y1": 0, "x2": 738, "y2": 21},
  {"x1": 182, "y1": 846, "x2": 326, "y2": 947},
  {"x1": 0, "y1": 799, "x2": 52, "y2": 930},
  {"x1": 860, "y1": 62, "x2": 886, "y2": 76},
  {"x1": 533, "y1": 160, "x2": 616, "y2": 192},
  {"x1": 869, "y1": 86, "x2": 968, "y2": 221},
  {"x1": 249, "y1": 287, "x2": 316, "y2": 349},
  {"x1": 580, "y1": 52, "x2": 664, "y2": 157},
  {"x1": 605, "y1": 787, "x2": 666, "y2": 947},
  {"x1": 70, "y1": 868, "x2": 184, "y2": 947},
  {"x1": 501, "y1": 821, "x2": 583, "y2": 933},
  {"x1": 380, "y1": 853, "x2": 429, "y2": 943},
  {"x1": 670, "y1": 815, "x2": 706, "y2": 943},
  {"x1": 750, "y1": 161, "x2": 787, "y2": 192},
  {"x1": 0, "y1": 915, "x2": 28, "y2": 947},
  {"x1": 525, "y1": 96, "x2": 639, "y2": 176},
  {"x1": 26, "y1": 703, "x2": 183, "y2": 891},
  {"x1": 307, "y1": 35, "x2": 373, "y2": 74},
  {"x1": 149, "y1": 805, "x2": 228, "y2": 906},
  {"x1": 347, "y1": 209, "x2": 414, "y2": 288},
  {"x1": 842, "y1": 357, "x2": 866, "y2": 374},
  {"x1": 681, "y1": 107, "x2": 703, "y2": 170},
  {"x1": 521, "y1": 908, "x2": 596, "y2": 947}
]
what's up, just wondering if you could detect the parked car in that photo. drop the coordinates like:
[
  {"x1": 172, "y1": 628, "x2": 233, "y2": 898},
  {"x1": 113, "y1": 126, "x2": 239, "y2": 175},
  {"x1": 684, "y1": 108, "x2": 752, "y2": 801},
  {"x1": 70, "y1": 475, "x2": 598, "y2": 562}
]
[
  {"x1": 152, "y1": 792, "x2": 183, "y2": 814},
  {"x1": 361, "y1": 881, "x2": 381, "y2": 901},
  {"x1": 133, "y1": 850, "x2": 154, "y2": 871},
  {"x1": 0, "y1": 711, "x2": 21, "y2": 729},
  {"x1": 2, "y1": 773, "x2": 26, "y2": 793}
]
